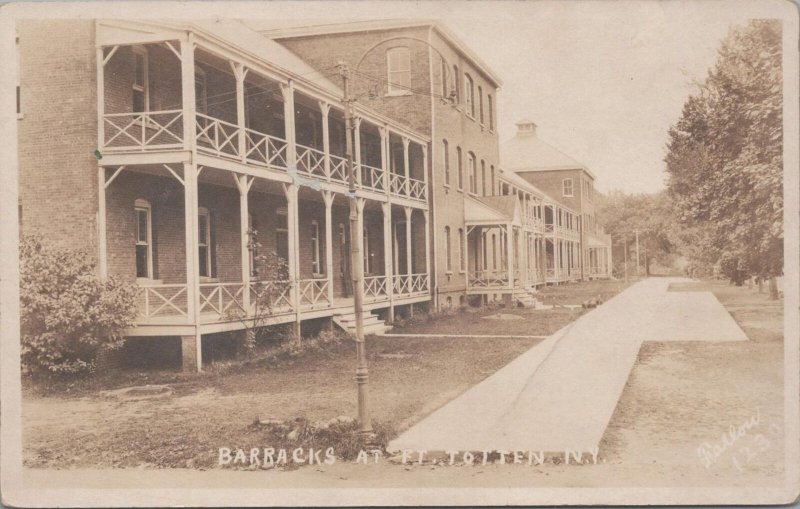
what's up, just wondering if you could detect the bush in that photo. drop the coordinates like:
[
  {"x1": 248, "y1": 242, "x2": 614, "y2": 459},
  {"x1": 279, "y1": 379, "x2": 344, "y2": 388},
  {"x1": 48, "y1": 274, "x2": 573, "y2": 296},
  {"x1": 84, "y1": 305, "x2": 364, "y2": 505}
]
[{"x1": 20, "y1": 236, "x2": 138, "y2": 376}]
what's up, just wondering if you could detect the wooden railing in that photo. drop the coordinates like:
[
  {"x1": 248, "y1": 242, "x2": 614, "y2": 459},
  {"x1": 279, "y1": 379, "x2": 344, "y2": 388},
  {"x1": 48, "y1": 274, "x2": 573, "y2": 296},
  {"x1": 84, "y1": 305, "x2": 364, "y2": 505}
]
[
  {"x1": 468, "y1": 270, "x2": 510, "y2": 288},
  {"x1": 409, "y1": 273, "x2": 429, "y2": 294},
  {"x1": 248, "y1": 280, "x2": 293, "y2": 312},
  {"x1": 329, "y1": 154, "x2": 348, "y2": 183},
  {"x1": 137, "y1": 283, "x2": 188, "y2": 318},
  {"x1": 295, "y1": 144, "x2": 326, "y2": 179},
  {"x1": 363, "y1": 275, "x2": 389, "y2": 300},
  {"x1": 244, "y1": 128, "x2": 288, "y2": 169},
  {"x1": 196, "y1": 113, "x2": 240, "y2": 159},
  {"x1": 359, "y1": 164, "x2": 385, "y2": 192},
  {"x1": 103, "y1": 110, "x2": 184, "y2": 151},
  {"x1": 408, "y1": 176, "x2": 427, "y2": 201},
  {"x1": 199, "y1": 282, "x2": 246, "y2": 317},
  {"x1": 297, "y1": 278, "x2": 331, "y2": 309},
  {"x1": 389, "y1": 173, "x2": 406, "y2": 196}
]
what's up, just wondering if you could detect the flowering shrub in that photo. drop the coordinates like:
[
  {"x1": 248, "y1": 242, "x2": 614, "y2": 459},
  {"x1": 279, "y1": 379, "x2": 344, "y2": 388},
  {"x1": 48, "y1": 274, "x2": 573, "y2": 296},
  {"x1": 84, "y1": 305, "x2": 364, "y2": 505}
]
[{"x1": 20, "y1": 236, "x2": 138, "y2": 376}]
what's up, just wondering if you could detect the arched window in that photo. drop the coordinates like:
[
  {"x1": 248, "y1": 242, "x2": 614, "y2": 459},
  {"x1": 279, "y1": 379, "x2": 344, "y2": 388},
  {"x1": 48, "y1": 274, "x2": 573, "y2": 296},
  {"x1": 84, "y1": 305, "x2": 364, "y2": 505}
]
[
  {"x1": 386, "y1": 47, "x2": 411, "y2": 95},
  {"x1": 444, "y1": 226, "x2": 452, "y2": 272},
  {"x1": 487, "y1": 94, "x2": 494, "y2": 130},
  {"x1": 134, "y1": 198, "x2": 152, "y2": 279},
  {"x1": 467, "y1": 152, "x2": 477, "y2": 194},
  {"x1": 458, "y1": 228, "x2": 465, "y2": 272},
  {"x1": 440, "y1": 57, "x2": 449, "y2": 97},
  {"x1": 456, "y1": 146, "x2": 463, "y2": 190},
  {"x1": 452, "y1": 65, "x2": 460, "y2": 103},
  {"x1": 198, "y1": 207, "x2": 212, "y2": 278},
  {"x1": 481, "y1": 160, "x2": 487, "y2": 196},
  {"x1": 464, "y1": 73, "x2": 475, "y2": 118},
  {"x1": 478, "y1": 85, "x2": 484, "y2": 124},
  {"x1": 442, "y1": 139, "x2": 450, "y2": 186},
  {"x1": 490, "y1": 165, "x2": 495, "y2": 196},
  {"x1": 492, "y1": 233, "x2": 497, "y2": 270}
]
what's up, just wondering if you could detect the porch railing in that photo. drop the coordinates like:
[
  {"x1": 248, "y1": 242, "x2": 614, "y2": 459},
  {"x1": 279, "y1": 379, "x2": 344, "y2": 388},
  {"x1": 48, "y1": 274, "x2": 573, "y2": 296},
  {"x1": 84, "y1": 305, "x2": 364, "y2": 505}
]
[
  {"x1": 468, "y1": 270, "x2": 510, "y2": 288},
  {"x1": 196, "y1": 113, "x2": 240, "y2": 159},
  {"x1": 245, "y1": 128, "x2": 288, "y2": 169},
  {"x1": 248, "y1": 279, "x2": 294, "y2": 313},
  {"x1": 329, "y1": 154, "x2": 349, "y2": 183},
  {"x1": 363, "y1": 275, "x2": 389, "y2": 300},
  {"x1": 409, "y1": 273, "x2": 429, "y2": 294},
  {"x1": 137, "y1": 283, "x2": 188, "y2": 318},
  {"x1": 298, "y1": 278, "x2": 331, "y2": 308},
  {"x1": 393, "y1": 274, "x2": 428, "y2": 296},
  {"x1": 199, "y1": 282, "x2": 246, "y2": 317},
  {"x1": 295, "y1": 144, "x2": 326, "y2": 179},
  {"x1": 359, "y1": 164, "x2": 386, "y2": 192},
  {"x1": 103, "y1": 110, "x2": 184, "y2": 151},
  {"x1": 408, "y1": 177, "x2": 427, "y2": 201},
  {"x1": 389, "y1": 173, "x2": 406, "y2": 196}
]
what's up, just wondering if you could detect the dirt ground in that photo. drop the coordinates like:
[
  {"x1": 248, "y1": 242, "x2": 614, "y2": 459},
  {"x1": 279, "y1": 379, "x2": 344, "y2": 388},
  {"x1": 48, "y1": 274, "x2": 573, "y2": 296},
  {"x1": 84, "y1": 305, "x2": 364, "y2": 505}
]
[{"x1": 21, "y1": 278, "x2": 786, "y2": 489}]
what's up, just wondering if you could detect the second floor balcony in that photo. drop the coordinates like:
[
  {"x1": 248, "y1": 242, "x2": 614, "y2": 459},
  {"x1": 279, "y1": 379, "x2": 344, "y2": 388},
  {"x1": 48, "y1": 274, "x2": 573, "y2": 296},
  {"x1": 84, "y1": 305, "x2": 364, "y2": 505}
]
[{"x1": 98, "y1": 37, "x2": 428, "y2": 204}]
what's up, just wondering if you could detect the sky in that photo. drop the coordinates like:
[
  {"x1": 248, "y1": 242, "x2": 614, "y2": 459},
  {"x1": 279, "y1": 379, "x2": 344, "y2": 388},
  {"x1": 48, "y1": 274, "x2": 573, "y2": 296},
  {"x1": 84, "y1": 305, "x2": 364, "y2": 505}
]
[{"x1": 240, "y1": 0, "x2": 788, "y2": 194}]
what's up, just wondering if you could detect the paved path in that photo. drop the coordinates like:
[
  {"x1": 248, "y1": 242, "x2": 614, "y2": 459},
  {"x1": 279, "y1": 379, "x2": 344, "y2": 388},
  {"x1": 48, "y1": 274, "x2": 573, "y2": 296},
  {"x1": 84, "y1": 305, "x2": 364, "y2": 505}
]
[{"x1": 388, "y1": 277, "x2": 747, "y2": 454}]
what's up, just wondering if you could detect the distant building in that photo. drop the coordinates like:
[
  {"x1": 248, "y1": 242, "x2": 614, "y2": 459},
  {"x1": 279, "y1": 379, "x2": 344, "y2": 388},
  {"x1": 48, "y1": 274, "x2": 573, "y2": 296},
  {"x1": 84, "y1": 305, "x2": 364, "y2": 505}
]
[{"x1": 501, "y1": 120, "x2": 612, "y2": 280}]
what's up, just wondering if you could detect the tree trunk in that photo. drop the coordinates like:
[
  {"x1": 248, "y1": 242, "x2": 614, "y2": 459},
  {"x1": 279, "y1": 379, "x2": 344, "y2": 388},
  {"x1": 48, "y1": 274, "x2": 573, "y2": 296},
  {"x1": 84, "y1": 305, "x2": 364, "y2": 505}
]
[{"x1": 769, "y1": 276, "x2": 779, "y2": 300}]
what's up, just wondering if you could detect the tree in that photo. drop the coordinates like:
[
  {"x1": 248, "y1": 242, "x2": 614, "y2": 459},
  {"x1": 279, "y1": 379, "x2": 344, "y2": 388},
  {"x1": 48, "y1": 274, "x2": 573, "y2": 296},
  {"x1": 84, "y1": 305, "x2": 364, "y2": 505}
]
[
  {"x1": 665, "y1": 20, "x2": 782, "y2": 298},
  {"x1": 20, "y1": 236, "x2": 139, "y2": 376}
]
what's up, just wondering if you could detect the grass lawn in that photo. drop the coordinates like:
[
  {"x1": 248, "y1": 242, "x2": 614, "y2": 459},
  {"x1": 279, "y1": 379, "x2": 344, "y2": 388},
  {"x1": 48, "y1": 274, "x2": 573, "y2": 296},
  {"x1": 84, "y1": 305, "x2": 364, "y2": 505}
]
[
  {"x1": 22, "y1": 278, "x2": 632, "y2": 470},
  {"x1": 601, "y1": 279, "x2": 784, "y2": 484}
]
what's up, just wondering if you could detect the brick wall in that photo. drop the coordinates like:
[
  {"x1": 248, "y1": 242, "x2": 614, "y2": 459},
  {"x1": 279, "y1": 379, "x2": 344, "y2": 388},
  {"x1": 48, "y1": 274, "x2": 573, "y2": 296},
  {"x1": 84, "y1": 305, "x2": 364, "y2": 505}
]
[{"x1": 17, "y1": 20, "x2": 99, "y2": 252}]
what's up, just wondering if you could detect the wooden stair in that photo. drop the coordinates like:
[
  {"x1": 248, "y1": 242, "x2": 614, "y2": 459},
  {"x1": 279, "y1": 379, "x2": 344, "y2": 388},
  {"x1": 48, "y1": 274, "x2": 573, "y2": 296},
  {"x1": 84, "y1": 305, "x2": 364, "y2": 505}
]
[{"x1": 333, "y1": 310, "x2": 391, "y2": 336}]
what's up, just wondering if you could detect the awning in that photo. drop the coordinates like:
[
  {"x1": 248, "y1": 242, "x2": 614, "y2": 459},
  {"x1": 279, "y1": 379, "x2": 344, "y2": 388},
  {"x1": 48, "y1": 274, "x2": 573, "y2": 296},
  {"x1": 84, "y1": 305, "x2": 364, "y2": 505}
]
[{"x1": 464, "y1": 195, "x2": 522, "y2": 227}]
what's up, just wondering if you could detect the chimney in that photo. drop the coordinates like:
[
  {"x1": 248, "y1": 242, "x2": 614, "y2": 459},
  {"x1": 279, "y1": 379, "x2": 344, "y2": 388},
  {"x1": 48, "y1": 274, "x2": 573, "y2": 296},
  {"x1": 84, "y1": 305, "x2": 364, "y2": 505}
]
[{"x1": 515, "y1": 119, "x2": 537, "y2": 136}]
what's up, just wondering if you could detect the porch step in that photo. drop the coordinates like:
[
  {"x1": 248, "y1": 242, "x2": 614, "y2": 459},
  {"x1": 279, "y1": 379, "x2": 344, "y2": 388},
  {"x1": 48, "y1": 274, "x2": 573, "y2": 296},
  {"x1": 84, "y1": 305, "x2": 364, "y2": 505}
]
[{"x1": 333, "y1": 310, "x2": 391, "y2": 336}]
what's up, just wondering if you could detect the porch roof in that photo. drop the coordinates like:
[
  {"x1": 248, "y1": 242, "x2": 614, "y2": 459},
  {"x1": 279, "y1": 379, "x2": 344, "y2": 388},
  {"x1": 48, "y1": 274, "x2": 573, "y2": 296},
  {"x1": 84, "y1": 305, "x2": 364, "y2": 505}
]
[
  {"x1": 587, "y1": 233, "x2": 612, "y2": 248},
  {"x1": 464, "y1": 195, "x2": 522, "y2": 227}
]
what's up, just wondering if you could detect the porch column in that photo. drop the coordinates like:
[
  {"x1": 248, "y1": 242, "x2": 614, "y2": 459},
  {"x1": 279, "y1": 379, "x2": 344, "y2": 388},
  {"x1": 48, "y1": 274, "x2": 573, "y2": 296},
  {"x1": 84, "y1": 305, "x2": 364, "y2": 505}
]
[
  {"x1": 521, "y1": 232, "x2": 529, "y2": 287},
  {"x1": 284, "y1": 183, "x2": 301, "y2": 337},
  {"x1": 97, "y1": 46, "x2": 106, "y2": 156},
  {"x1": 402, "y1": 137, "x2": 410, "y2": 195},
  {"x1": 404, "y1": 207, "x2": 413, "y2": 276},
  {"x1": 322, "y1": 191, "x2": 335, "y2": 305},
  {"x1": 506, "y1": 223, "x2": 514, "y2": 290},
  {"x1": 235, "y1": 174, "x2": 253, "y2": 311},
  {"x1": 97, "y1": 167, "x2": 108, "y2": 279},
  {"x1": 354, "y1": 117, "x2": 362, "y2": 185},
  {"x1": 180, "y1": 34, "x2": 197, "y2": 151},
  {"x1": 281, "y1": 82, "x2": 296, "y2": 167},
  {"x1": 381, "y1": 201, "x2": 395, "y2": 322},
  {"x1": 232, "y1": 63, "x2": 248, "y2": 162},
  {"x1": 319, "y1": 101, "x2": 331, "y2": 180},
  {"x1": 183, "y1": 162, "x2": 201, "y2": 372},
  {"x1": 423, "y1": 209, "x2": 431, "y2": 294},
  {"x1": 380, "y1": 127, "x2": 389, "y2": 191}
]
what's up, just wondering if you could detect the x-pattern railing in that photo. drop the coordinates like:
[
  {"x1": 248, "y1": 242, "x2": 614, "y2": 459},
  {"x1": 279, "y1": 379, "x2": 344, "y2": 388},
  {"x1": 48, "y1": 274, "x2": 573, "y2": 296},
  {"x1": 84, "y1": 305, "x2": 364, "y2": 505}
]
[
  {"x1": 199, "y1": 282, "x2": 246, "y2": 317},
  {"x1": 249, "y1": 280, "x2": 293, "y2": 312},
  {"x1": 196, "y1": 113, "x2": 240, "y2": 159},
  {"x1": 393, "y1": 275, "x2": 411, "y2": 295},
  {"x1": 359, "y1": 164, "x2": 385, "y2": 192},
  {"x1": 295, "y1": 144, "x2": 326, "y2": 178},
  {"x1": 389, "y1": 173, "x2": 407, "y2": 196},
  {"x1": 298, "y1": 278, "x2": 331, "y2": 308},
  {"x1": 103, "y1": 110, "x2": 184, "y2": 151},
  {"x1": 363, "y1": 275, "x2": 388, "y2": 299},
  {"x1": 468, "y1": 270, "x2": 510, "y2": 288},
  {"x1": 409, "y1": 273, "x2": 429, "y2": 293},
  {"x1": 245, "y1": 128, "x2": 288, "y2": 169},
  {"x1": 329, "y1": 154, "x2": 348, "y2": 183},
  {"x1": 408, "y1": 177, "x2": 427, "y2": 201},
  {"x1": 138, "y1": 284, "x2": 188, "y2": 318}
]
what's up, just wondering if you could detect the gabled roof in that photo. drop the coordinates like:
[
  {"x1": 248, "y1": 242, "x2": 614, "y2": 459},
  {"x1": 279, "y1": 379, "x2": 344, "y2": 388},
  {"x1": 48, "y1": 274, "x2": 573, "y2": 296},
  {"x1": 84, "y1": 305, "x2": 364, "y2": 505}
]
[
  {"x1": 247, "y1": 18, "x2": 503, "y2": 87},
  {"x1": 464, "y1": 195, "x2": 522, "y2": 226},
  {"x1": 500, "y1": 124, "x2": 595, "y2": 179}
]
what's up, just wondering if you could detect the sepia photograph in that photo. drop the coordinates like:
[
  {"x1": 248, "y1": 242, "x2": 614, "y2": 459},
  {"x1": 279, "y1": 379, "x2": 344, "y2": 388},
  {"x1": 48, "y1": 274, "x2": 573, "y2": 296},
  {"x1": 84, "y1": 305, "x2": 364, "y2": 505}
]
[{"x1": 0, "y1": 0, "x2": 798, "y2": 506}]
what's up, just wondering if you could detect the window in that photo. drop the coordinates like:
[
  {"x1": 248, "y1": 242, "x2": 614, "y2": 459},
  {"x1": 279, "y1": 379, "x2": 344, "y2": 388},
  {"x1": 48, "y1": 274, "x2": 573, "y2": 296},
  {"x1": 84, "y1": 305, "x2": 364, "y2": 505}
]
[
  {"x1": 276, "y1": 209, "x2": 288, "y2": 262},
  {"x1": 478, "y1": 85, "x2": 484, "y2": 124},
  {"x1": 386, "y1": 47, "x2": 411, "y2": 95},
  {"x1": 135, "y1": 199, "x2": 152, "y2": 279},
  {"x1": 458, "y1": 228, "x2": 465, "y2": 272},
  {"x1": 490, "y1": 165, "x2": 495, "y2": 196},
  {"x1": 481, "y1": 160, "x2": 486, "y2": 196},
  {"x1": 440, "y1": 57, "x2": 449, "y2": 98},
  {"x1": 481, "y1": 232, "x2": 488, "y2": 270},
  {"x1": 492, "y1": 233, "x2": 497, "y2": 270},
  {"x1": 132, "y1": 46, "x2": 149, "y2": 112},
  {"x1": 363, "y1": 226, "x2": 372, "y2": 274},
  {"x1": 198, "y1": 207, "x2": 212, "y2": 278},
  {"x1": 488, "y1": 94, "x2": 494, "y2": 130},
  {"x1": 452, "y1": 65, "x2": 460, "y2": 103},
  {"x1": 562, "y1": 178, "x2": 574, "y2": 197},
  {"x1": 444, "y1": 226, "x2": 452, "y2": 272},
  {"x1": 195, "y1": 67, "x2": 208, "y2": 115},
  {"x1": 456, "y1": 146, "x2": 463, "y2": 190},
  {"x1": 464, "y1": 73, "x2": 475, "y2": 117},
  {"x1": 468, "y1": 153, "x2": 476, "y2": 194},
  {"x1": 248, "y1": 213, "x2": 256, "y2": 277},
  {"x1": 442, "y1": 139, "x2": 450, "y2": 186},
  {"x1": 311, "y1": 220, "x2": 322, "y2": 275}
]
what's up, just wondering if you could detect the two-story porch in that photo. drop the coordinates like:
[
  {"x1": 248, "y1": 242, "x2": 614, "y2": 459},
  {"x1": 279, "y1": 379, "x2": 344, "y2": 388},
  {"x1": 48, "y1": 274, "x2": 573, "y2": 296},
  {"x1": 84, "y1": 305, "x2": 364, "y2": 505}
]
[
  {"x1": 542, "y1": 203, "x2": 581, "y2": 284},
  {"x1": 94, "y1": 20, "x2": 432, "y2": 371}
]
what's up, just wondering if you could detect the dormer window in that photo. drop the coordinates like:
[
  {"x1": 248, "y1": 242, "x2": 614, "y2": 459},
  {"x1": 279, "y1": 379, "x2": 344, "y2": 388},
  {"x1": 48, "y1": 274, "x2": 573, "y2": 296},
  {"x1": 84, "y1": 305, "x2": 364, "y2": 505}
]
[{"x1": 386, "y1": 47, "x2": 411, "y2": 95}]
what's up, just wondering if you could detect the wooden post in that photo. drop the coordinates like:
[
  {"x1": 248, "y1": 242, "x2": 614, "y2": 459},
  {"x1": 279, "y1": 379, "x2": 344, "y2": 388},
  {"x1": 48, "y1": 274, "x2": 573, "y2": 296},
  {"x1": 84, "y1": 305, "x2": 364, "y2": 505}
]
[
  {"x1": 353, "y1": 117, "x2": 362, "y2": 185},
  {"x1": 235, "y1": 174, "x2": 252, "y2": 311},
  {"x1": 284, "y1": 183, "x2": 301, "y2": 338},
  {"x1": 382, "y1": 201, "x2": 395, "y2": 322},
  {"x1": 402, "y1": 137, "x2": 411, "y2": 195},
  {"x1": 323, "y1": 191, "x2": 335, "y2": 306},
  {"x1": 181, "y1": 34, "x2": 196, "y2": 151},
  {"x1": 97, "y1": 46, "x2": 106, "y2": 152},
  {"x1": 97, "y1": 166, "x2": 107, "y2": 279},
  {"x1": 232, "y1": 63, "x2": 248, "y2": 162},
  {"x1": 380, "y1": 127, "x2": 389, "y2": 192},
  {"x1": 319, "y1": 101, "x2": 331, "y2": 180},
  {"x1": 281, "y1": 82, "x2": 296, "y2": 167},
  {"x1": 423, "y1": 209, "x2": 431, "y2": 295},
  {"x1": 183, "y1": 162, "x2": 201, "y2": 371},
  {"x1": 506, "y1": 223, "x2": 514, "y2": 289},
  {"x1": 404, "y1": 207, "x2": 413, "y2": 277}
]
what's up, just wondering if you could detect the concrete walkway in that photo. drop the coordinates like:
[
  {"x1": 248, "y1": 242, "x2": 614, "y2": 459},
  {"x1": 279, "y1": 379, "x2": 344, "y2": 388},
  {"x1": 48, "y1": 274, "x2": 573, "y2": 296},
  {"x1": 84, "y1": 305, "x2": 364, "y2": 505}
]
[{"x1": 388, "y1": 277, "x2": 747, "y2": 454}]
